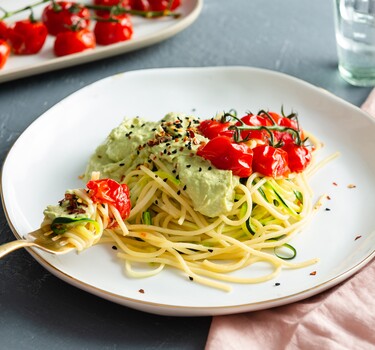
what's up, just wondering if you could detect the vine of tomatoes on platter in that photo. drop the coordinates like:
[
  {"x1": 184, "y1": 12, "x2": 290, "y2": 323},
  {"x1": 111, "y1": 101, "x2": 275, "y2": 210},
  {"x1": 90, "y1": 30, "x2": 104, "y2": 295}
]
[{"x1": 0, "y1": 0, "x2": 182, "y2": 68}]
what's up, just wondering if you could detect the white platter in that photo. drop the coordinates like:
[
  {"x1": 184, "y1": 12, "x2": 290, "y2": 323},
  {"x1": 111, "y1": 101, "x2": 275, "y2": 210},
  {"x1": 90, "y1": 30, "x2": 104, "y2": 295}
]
[
  {"x1": 1, "y1": 66, "x2": 375, "y2": 316},
  {"x1": 0, "y1": 0, "x2": 202, "y2": 83}
]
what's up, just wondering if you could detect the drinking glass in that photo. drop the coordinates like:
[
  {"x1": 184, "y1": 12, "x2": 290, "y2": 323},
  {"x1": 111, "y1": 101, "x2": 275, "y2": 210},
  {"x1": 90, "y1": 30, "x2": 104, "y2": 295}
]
[{"x1": 333, "y1": 0, "x2": 375, "y2": 86}]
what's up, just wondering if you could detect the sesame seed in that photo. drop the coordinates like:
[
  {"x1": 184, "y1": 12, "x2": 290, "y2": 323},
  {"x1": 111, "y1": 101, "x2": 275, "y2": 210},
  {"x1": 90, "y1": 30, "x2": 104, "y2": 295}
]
[
  {"x1": 186, "y1": 164, "x2": 191, "y2": 168},
  {"x1": 119, "y1": 163, "x2": 125, "y2": 166},
  {"x1": 183, "y1": 185, "x2": 187, "y2": 190},
  {"x1": 163, "y1": 178, "x2": 168, "y2": 182}
]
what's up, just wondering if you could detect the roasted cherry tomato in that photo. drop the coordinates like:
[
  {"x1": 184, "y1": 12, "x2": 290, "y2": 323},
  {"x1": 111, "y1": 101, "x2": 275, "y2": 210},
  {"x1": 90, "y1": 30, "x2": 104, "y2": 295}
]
[
  {"x1": 197, "y1": 136, "x2": 253, "y2": 178},
  {"x1": 54, "y1": 28, "x2": 96, "y2": 56},
  {"x1": 0, "y1": 39, "x2": 10, "y2": 68},
  {"x1": 87, "y1": 179, "x2": 131, "y2": 219},
  {"x1": 282, "y1": 143, "x2": 312, "y2": 173},
  {"x1": 265, "y1": 111, "x2": 302, "y2": 145},
  {"x1": 94, "y1": 0, "x2": 131, "y2": 15},
  {"x1": 237, "y1": 113, "x2": 273, "y2": 142},
  {"x1": 42, "y1": 1, "x2": 90, "y2": 36},
  {"x1": 0, "y1": 21, "x2": 8, "y2": 40},
  {"x1": 94, "y1": 14, "x2": 133, "y2": 45},
  {"x1": 131, "y1": 0, "x2": 181, "y2": 11},
  {"x1": 252, "y1": 145, "x2": 290, "y2": 178},
  {"x1": 198, "y1": 119, "x2": 234, "y2": 140},
  {"x1": 7, "y1": 19, "x2": 48, "y2": 55}
]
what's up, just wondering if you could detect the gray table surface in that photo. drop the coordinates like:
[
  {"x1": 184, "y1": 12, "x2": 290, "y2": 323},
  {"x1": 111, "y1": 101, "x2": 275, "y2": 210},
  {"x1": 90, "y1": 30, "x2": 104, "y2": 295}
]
[{"x1": 0, "y1": 0, "x2": 372, "y2": 349}]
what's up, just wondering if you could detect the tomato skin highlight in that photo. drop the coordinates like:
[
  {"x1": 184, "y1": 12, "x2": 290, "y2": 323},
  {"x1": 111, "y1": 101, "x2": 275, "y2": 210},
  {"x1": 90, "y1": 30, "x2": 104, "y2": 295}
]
[
  {"x1": 252, "y1": 145, "x2": 290, "y2": 178},
  {"x1": 54, "y1": 28, "x2": 96, "y2": 56},
  {"x1": 94, "y1": 14, "x2": 133, "y2": 45},
  {"x1": 282, "y1": 143, "x2": 312, "y2": 173},
  {"x1": 197, "y1": 136, "x2": 253, "y2": 178},
  {"x1": 42, "y1": 1, "x2": 90, "y2": 36},
  {"x1": 198, "y1": 119, "x2": 234, "y2": 140},
  {"x1": 7, "y1": 20, "x2": 48, "y2": 55},
  {"x1": 87, "y1": 179, "x2": 131, "y2": 219},
  {"x1": 0, "y1": 39, "x2": 10, "y2": 68}
]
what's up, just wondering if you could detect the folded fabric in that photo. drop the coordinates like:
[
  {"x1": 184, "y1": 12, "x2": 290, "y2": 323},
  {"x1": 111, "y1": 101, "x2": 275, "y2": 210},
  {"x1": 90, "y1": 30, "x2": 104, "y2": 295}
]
[{"x1": 206, "y1": 89, "x2": 375, "y2": 350}]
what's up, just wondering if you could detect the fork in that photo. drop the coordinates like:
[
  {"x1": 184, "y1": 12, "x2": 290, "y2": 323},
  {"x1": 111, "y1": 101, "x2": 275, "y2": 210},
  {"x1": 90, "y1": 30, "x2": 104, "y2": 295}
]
[{"x1": 0, "y1": 228, "x2": 73, "y2": 258}]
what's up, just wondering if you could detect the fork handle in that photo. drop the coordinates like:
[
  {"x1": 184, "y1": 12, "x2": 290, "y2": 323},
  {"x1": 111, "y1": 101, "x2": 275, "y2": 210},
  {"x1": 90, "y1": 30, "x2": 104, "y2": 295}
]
[{"x1": 0, "y1": 240, "x2": 36, "y2": 259}]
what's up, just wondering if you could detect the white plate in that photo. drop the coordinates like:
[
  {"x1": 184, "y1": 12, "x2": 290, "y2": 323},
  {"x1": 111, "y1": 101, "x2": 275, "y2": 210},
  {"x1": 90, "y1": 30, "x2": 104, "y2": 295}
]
[
  {"x1": 2, "y1": 67, "x2": 375, "y2": 316},
  {"x1": 0, "y1": 0, "x2": 202, "y2": 83}
]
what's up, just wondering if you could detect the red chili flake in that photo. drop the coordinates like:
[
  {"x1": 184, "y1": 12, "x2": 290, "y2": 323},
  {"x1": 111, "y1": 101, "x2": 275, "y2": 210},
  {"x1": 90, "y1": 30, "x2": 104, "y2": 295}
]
[
  {"x1": 347, "y1": 184, "x2": 356, "y2": 189},
  {"x1": 332, "y1": 182, "x2": 338, "y2": 186},
  {"x1": 326, "y1": 195, "x2": 331, "y2": 200},
  {"x1": 355, "y1": 235, "x2": 362, "y2": 241},
  {"x1": 138, "y1": 289, "x2": 145, "y2": 294},
  {"x1": 310, "y1": 271, "x2": 317, "y2": 276}
]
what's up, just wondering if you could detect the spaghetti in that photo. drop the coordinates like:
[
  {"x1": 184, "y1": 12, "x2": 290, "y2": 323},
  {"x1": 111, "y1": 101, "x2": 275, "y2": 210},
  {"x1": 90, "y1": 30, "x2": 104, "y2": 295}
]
[{"x1": 40, "y1": 110, "x2": 335, "y2": 292}]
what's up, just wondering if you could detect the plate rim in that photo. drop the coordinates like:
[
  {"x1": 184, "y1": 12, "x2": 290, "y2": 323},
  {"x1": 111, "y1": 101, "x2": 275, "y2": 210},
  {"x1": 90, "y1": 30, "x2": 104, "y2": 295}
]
[{"x1": 1, "y1": 65, "x2": 375, "y2": 316}]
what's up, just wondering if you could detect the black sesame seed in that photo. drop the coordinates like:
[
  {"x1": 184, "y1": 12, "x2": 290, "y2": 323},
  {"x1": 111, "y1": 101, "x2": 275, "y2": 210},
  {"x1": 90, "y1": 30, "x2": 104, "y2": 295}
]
[
  {"x1": 189, "y1": 276, "x2": 194, "y2": 281},
  {"x1": 176, "y1": 175, "x2": 180, "y2": 180},
  {"x1": 186, "y1": 164, "x2": 191, "y2": 168},
  {"x1": 119, "y1": 163, "x2": 125, "y2": 166},
  {"x1": 163, "y1": 178, "x2": 168, "y2": 182},
  {"x1": 199, "y1": 167, "x2": 202, "y2": 172},
  {"x1": 183, "y1": 185, "x2": 187, "y2": 190},
  {"x1": 177, "y1": 190, "x2": 181, "y2": 195},
  {"x1": 208, "y1": 249, "x2": 213, "y2": 253},
  {"x1": 208, "y1": 166, "x2": 212, "y2": 170},
  {"x1": 112, "y1": 246, "x2": 118, "y2": 250},
  {"x1": 275, "y1": 282, "x2": 280, "y2": 286}
]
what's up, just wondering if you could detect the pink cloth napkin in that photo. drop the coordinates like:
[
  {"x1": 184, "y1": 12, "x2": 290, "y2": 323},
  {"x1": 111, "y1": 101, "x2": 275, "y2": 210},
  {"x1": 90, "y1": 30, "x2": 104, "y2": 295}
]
[{"x1": 206, "y1": 89, "x2": 375, "y2": 350}]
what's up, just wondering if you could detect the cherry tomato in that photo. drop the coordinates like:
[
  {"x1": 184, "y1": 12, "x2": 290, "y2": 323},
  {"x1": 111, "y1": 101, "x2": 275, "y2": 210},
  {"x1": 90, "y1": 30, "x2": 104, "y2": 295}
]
[
  {"x1": 131, "y1": 0, "x2": 181, "y2": 11},
  {"x1": 264, "y1": 111, "x2": 302, "y2": 145},
  {"x1": 198, "y1": 119, "x2": 234, "y2": 140},
  {"x1": 237, "y1": 113, "x2": 273, "y2": 142},
  {"x1": 282, "y1": 143, "x2": 312, "y2": 173},
  {"x1": 0, "y1": 21, "x2": 8, "y2": 40},
  {"x1": 7, "y1": 19, "x2": 48, "y2": 55},
  {"x1": 94, "y1": 0, "x2": 131, "y2": 16},
  {"x1": 197, "y1": 136, "x2": 253, "y2": 178},
  {"x1": 94, "y1": 14, "x2": 133, "y2": 45},
  {"x1": 252, "y1": 145, "x2": 290, "y2": 178},
  {"x1": 42, "y1": 1, "x2": 90, "y2": 36},
  {"x1": 0, "y1": 39, "x2": 10, "y2": 68},
  {"x1": 87, "y1": 179, "x2": 131, "y2": 219},
  {"x1": 54, "y1": 28, "x2": 96, "y2": 56}
]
